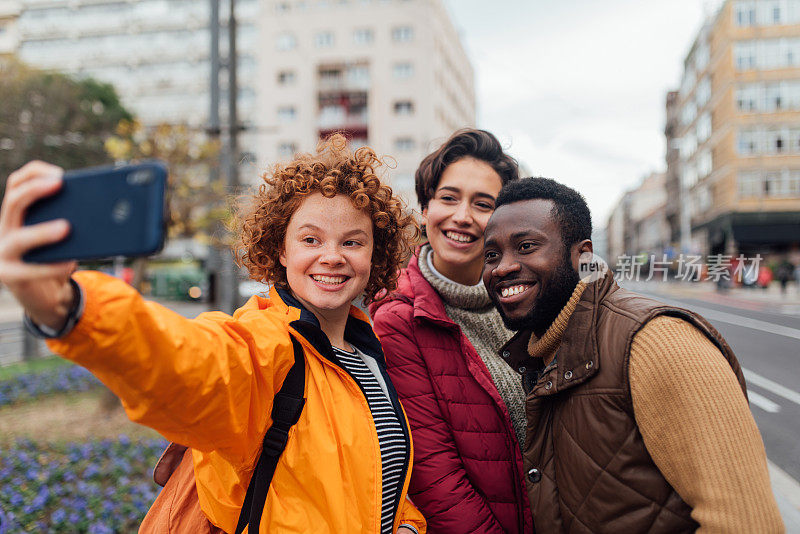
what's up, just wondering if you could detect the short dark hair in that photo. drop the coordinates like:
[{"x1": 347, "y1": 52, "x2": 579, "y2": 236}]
[
  {"x1": 495, "y1": 177, "x2": 592, "y2": 252},
  {"x1": 414, "y1": 129, "x2": 519, "y2": 210}
]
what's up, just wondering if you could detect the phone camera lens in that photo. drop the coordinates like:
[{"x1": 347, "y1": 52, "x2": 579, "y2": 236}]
[{"x1": 127, "y1": 169, "x2": 153, "y2": 185}]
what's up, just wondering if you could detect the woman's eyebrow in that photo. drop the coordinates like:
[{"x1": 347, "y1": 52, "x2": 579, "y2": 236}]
[
  {"x1": 436, "y1": 186, "x2": 461, "y2": 194},
  {"x1": 343, "y1": 228, "x2": 370, "y2": 238}
]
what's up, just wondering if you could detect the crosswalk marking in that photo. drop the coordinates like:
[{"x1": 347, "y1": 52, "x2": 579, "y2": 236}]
[
  {"x1": 748, "y1": 390, "x2": 781, "y2": 413},
  {"x1": 744, "y1": 368, "x2": 800, "y2": 408}
]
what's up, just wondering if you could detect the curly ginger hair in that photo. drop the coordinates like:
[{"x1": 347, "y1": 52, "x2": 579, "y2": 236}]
[{"x1": 236, "y1": 134, "x2": 418, "y2": 304}]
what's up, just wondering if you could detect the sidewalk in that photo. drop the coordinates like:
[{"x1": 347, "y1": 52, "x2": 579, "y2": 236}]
[{"x1": 0, "y1": 288, "x2": 24, "y2": 324}]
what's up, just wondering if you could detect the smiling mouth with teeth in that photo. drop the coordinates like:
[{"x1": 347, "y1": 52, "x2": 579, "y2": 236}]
[
  {"x1": 311, "y1": 274, "x2": 348, "y2": 285},
  {"x1": 445, "y1": 230, "x2": 476, "y2": 243},
  {"x1": 499, "y1": 284, "x2": 530, "y2": 298}
]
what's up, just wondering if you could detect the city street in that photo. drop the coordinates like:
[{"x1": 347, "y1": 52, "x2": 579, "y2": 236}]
[{"x1": 626, "y1": 281, "x2": 800, "y2": 529}]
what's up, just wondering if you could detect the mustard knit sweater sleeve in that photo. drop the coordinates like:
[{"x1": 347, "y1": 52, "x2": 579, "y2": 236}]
[{"x1": 629, "y1": 315, "x2": 784, "y2": 533}]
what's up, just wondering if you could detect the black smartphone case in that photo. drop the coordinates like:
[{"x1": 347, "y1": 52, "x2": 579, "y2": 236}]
[{"x1": 23, "y1": 161, "x2": 167, "y2": 263}]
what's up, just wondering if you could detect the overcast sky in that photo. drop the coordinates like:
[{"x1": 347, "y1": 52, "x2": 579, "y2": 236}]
[{"x1": 443, "y1": 0, "x2": 723, "y2": 227}]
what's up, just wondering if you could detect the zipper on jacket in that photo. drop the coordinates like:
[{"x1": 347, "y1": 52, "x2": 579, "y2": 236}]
[{"x1": 289, "y1": 320, "x2": 411, "y2": 533}]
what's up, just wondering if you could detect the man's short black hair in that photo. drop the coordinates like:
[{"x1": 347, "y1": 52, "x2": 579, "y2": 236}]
[{"x1": 495, "y1": 177, "x2": 592, "y2": 252}]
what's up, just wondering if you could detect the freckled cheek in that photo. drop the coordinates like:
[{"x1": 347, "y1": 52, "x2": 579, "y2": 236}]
[{"x1": 284, "y1": 248, "x2": 318, "y2": 278}]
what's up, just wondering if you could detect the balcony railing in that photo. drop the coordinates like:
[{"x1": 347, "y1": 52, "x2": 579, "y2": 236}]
[
  {"x1": 317, "y1": 110, "x2": 368, "y2": 129},
  {"x1": 318, "y1": 77, "x2": 370, "y2": 92}
]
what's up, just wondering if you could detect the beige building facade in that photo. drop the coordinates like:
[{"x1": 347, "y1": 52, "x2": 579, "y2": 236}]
[
  {"x1": 670, "y1": 0, "x2": 800, "y2": 259},
  {"x1": 255, "y1": 0, "x2": 475, "y2": 206}
]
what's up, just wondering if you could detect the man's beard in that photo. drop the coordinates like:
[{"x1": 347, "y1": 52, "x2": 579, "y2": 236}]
[{"x1": 494, "y1": 256, "x2": 580, "y2": 334}]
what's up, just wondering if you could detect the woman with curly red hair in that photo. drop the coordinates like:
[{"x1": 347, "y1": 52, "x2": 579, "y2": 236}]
[{"x1": 0, "y1": 135, "x2": 426, "y2": 533}]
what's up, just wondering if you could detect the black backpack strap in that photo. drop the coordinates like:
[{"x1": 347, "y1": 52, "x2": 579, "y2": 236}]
[{"x1": 235, "y1": 335, "x2": 306, "y2": 534}]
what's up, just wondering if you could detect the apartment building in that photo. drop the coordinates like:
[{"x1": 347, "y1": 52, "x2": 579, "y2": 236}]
[
  {"x1": 14, "y1": 0, "x2": 260, "y2": 151},
  {"x1": 669, "y1": 0, "x2": 800, "y2": 259},
  {"x1": 606, "y1": 172, "x2": 670, "y2": 266},
  {"x1": 255, "y1": 0, "x2": 475, "y2": 205},
  {"x1": 0, "y1": 1, "x2": 20, "y2": 57}
]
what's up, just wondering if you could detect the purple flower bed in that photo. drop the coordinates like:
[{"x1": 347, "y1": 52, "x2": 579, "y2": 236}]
[
  {"x1": 0, "y1": 364, "x2": 101, "y2": 407},
  {"x1": 0, "y1": 435, "x2": 167, "y2": 532}
]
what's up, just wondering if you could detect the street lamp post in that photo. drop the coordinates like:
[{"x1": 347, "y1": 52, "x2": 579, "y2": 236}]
[{"x1": 207, "y1": 0, "x2": 240, "y2": 315}]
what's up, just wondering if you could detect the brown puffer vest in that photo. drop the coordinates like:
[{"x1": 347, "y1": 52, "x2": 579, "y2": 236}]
[{"x1": 500, "y1": 275, "x2": 746, "y2": 534}]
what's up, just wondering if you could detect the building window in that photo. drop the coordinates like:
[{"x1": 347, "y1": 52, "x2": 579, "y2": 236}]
[
  {"x1": 393, "y1": 100, "x2": 414, "y2": 115},
  {"x1": 790, "y1": 171, "x2": 800, "y2": 196},
  {"x1": 734, "y1": 42, "x2": 756, "y2": 70},
  {"x1": 735, "y1": 38, "x2": 800, "y2": 70},
  {"x1": 737, "y1": 129, "x2": 759, "y2": 154},
  {"x1": 278, "y1": 142, "x2": 297, "y2": 159},
  {"x1": 392, "y1": 26, "x2": 414, "y2": 43},
  {"x1": 394, "y1": 137, "x2": 415, "y2": 151},
  {"x1": 353, "y1": 28, "x2": 373, "y2": 45},
  {"x1": 682, "y1": 164, "x2": 698, "y2": 189},
  {"x1": 736, "y1": 85, "x2": 758, "y2": 111},
  {"x1": 695, "y1": 77, "x2": 711, "y2": 107},
  {"x1": 347, "y1": 64, "x2": 370, "y2": 85},
  {"x1": 735, "y1": 1, "x2": 756, "y2": 26},
  {"x1": 697, "y1": 149, "x2": 713, "y2": 177},
  {"x1": 696, "y1": 113, "x2": 712, "y2": 143},
  {"x1": 278, "y1": 106, "x2": 297, "y2": 122},
  {"x1": 393, "y1": 62, "x2": 413, "y2": 79},
  {"x1": 277, "y1": 70, "x2": 296, "y2": 85},
  {"x1": 276, "y1": 32, "x2": 297, "y2": 51},
  {"x1": 680, "y1": 102, "x2": 697, "y2": 126},
  {"x1": 275, "y1": 2, "x2": 290, "y2": 13},
  {"x1": 765, "y1": 171, "x2": 781, "y2": 196},
  {"x1": 737, "y1": 80, "x2": 800, "y2": 112},
  {"x1": 694, "y1": 44, "x2": 710, "y2": 72},
  {"x1": 738, "y1": 171, "x2": 762, "y2": 198},
  {"x1": 315, "y1": 31, "x2": 335, "y2": 48}
]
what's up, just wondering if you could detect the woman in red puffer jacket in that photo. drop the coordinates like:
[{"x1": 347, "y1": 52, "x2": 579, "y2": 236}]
[{"x1": 370, "y1": 129, "x2": 533, "y2": 534}]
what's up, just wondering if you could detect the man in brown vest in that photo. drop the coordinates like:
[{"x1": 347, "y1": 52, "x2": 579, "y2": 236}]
[{"x1": 482, "y1": 177, "x2": 784, "y2": 533}]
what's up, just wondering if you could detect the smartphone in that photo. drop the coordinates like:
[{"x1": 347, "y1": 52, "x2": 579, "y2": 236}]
[{"x1": 23, "y1": 161, "x2": 167, "y2": 263}]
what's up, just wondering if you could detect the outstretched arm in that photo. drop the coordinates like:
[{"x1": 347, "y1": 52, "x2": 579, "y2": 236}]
[{"x1": 46, "y1": 271, "x2": 296, "y2": 464}]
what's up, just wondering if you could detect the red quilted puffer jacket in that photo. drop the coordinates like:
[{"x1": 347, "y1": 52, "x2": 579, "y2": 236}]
[{"x1": 369, "y1": 253, "x2": 533, "y2": 534}]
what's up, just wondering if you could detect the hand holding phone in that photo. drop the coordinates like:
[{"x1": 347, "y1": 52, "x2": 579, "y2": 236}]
[
  {"x1": 0, "y1": 161, "x2": 79, "y2": 331},
  {"x1": 22, "y1": 161, "x2": 167, "y2": 263}
]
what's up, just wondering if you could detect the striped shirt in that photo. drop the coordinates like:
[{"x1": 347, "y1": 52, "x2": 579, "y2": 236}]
[{"x1": 333, "y1": 346, "x2": 408, "y2": 534}]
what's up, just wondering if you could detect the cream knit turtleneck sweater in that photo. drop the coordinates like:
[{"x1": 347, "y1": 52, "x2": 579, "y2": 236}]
[
  {"x1": 417, "y1": 244, "x2": 527, "y2": 449},
  {"x1": 526, "y1": 281, "x2": 784, "y2": 533}
]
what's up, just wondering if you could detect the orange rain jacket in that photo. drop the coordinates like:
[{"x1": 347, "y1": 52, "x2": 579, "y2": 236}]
[{"x1": 48, "y1": 271, "x2": 427, "y2": 534}]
